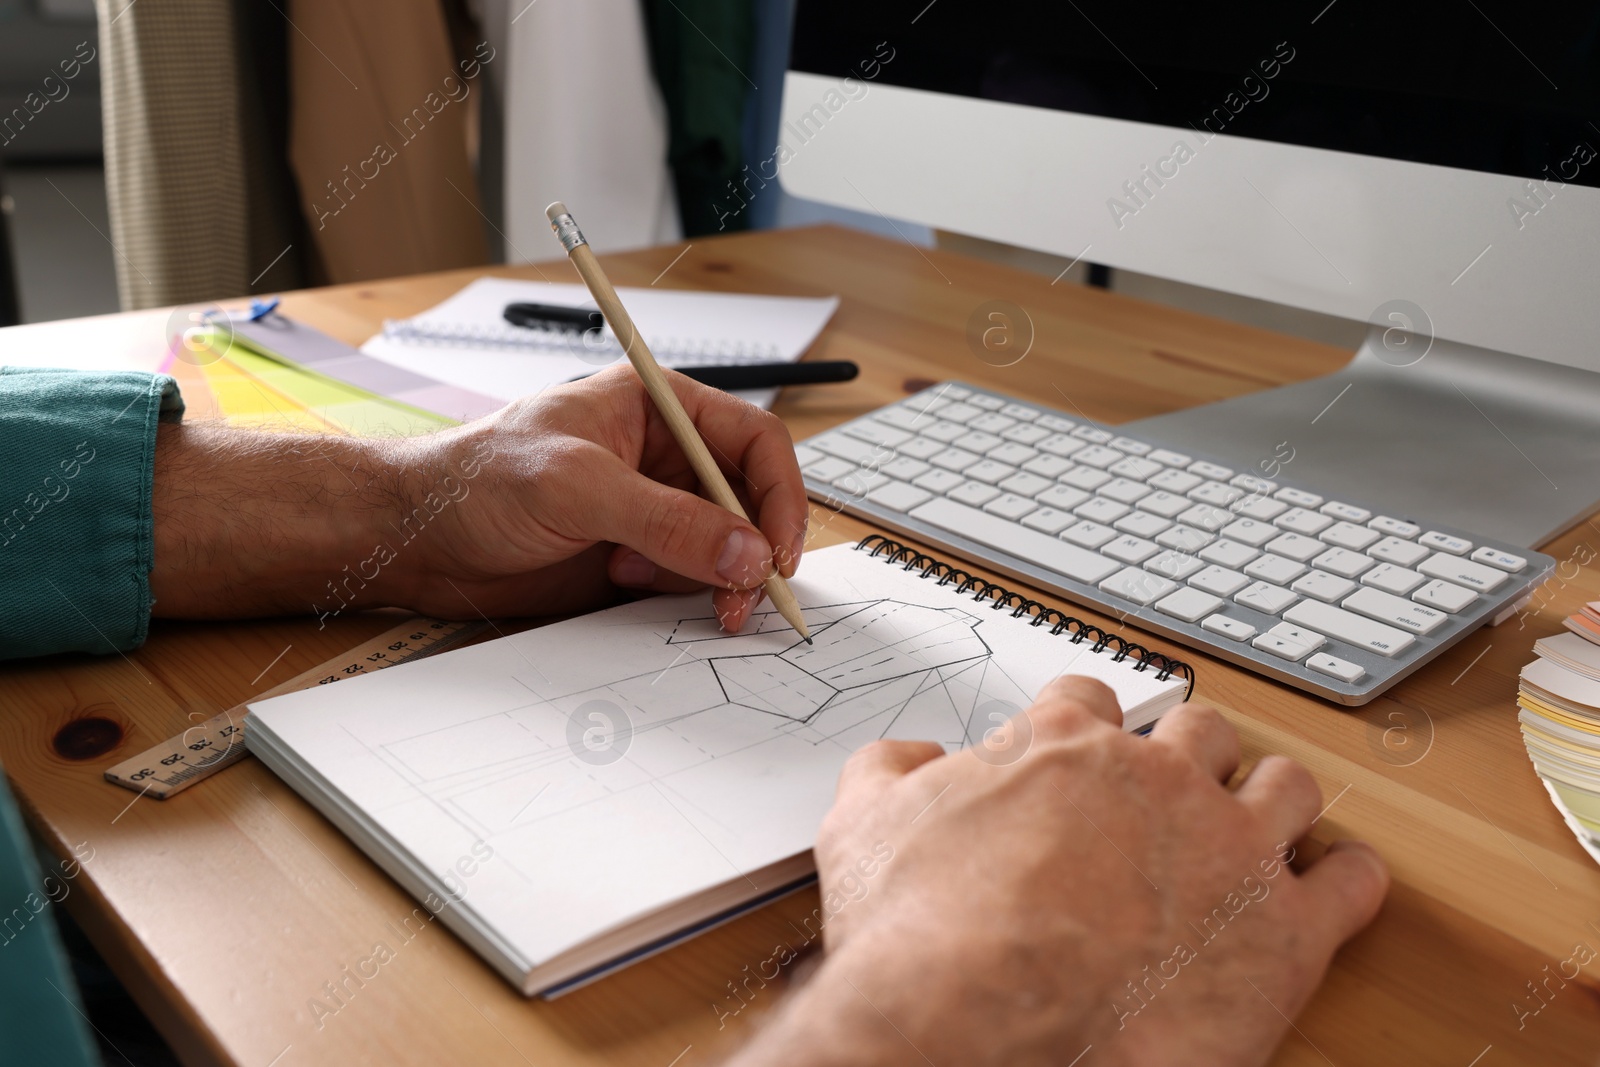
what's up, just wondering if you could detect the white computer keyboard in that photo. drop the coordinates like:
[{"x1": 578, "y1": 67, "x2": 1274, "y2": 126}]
[{"x1": 797, "y1": 382, "x2": 1555, "y2": 704}]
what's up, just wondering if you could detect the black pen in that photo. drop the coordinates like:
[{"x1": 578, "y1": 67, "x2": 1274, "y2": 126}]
[
  {"x1": 504, "y1": 302, "x2": 604, "y2": 333},
  {"x1": 565, "y1": 361, "x2": 858, "y2": 390}
]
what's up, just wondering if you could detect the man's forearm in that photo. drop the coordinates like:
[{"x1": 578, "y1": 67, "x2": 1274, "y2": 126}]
[{"x1": 148, "y1": 424, "x2": 407, "y2": 618}]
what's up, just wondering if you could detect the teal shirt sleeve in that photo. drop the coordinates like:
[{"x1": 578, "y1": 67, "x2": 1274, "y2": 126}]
[{"x1": 0, "y1": 368, "x2": 183, "y2": 660}]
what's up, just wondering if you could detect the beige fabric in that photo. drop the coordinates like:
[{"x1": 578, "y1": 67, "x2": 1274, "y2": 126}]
[
  {"x1": 287, "y1": 0, "x2": 488, "y2": 283},
  {"x1": 94, "y1": 0, "x2": 252, "y2": 311}
]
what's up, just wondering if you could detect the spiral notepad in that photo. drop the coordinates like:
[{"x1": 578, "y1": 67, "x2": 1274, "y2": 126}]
[
  {"x1": 247, "y1": 540, "x2": 1192, "y2": 997},
  {"x1": 379, "y1": 318, "x2": 786, "y2": 364}
]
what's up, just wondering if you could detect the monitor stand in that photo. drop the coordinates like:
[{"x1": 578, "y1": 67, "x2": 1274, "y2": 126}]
[{"x1": 1122, "y1": 327, "x2": 1600, "y2": 550}]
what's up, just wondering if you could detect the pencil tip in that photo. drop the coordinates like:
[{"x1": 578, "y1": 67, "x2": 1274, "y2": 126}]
[{"x1": 805, "y1": 636, "x2": 814, "y2": 645}]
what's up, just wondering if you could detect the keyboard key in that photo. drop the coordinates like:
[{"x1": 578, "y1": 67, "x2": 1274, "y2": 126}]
[
  {"x1": 1036, "y1": 414, "x2": 1076, "y2": 433},
  {"x1": 1320, "y1": 501, "x2": 1371, "y2": 523},
  {"x1": 912, "y1": 468, "x2": 965, "y2": 493},
  {"x1": 930, "y1": 447, "x2": 982, "y2": 472},
  {"x1": 1292, "y1": 570, "x2": 1355, "y2": 603},
  {"x1": 983, "y1": 493, "x2": 1039, "y2": 521},
  {"x1": 1312, "y1": 547, "x2": 1375, "y2": 579},
  {"x1": 1137, "y1": 491, "x2": 1192, "y2": 519},
  {"x1": 1074, "y1": 497, "x2": 1130, "y2": 524},
  {"x1": 1412, "y1": 579, "x2": 1478, "y2": 613},
  {"x1": 1020, "y1": 507, "x2": 1075, "y2": 535},
  {"x1": 1103, "y1": 535, "x2": 1161, "y2": 565},
  {"x1": 1145, "y1": 550, "x2": 1205, "y2": 581},
  {"x1": 1036, "y1": 484, "x2": 1091, "y2": 511},
  {"x1": 923, "y1": 420, "x2": 969, "y2": 443},
  {"x1": 1274, "y1": 507, "x2": 1334, "y2": 535},
  {"x1": 1202, "y1": 614, "x2": 1256, "y2": 641},
  {"x1": 1062, "y1": 467, "x2": 1113, "y2": 491},
  {"x1": 1236, "y1": 582, "x2": 1298, "y2": 615},
  {"x1": 1419, "y1": 531, "x2": 1472, "y2": 555},
  {"x1": 999, "y1": 471, "x2": 1053, "y2": 497},
  {"x1": 1244, "y1": 554, "x2": 1307, "y2": 585},
  {"x1": 1471, "y1": 546, "x2": 1527, "y2": 572},
  {"x1": 908, "y1": 498, "x2": 1121, "y2": 584},
  {"x1": 1369, "y1": 515, "x2": 1421, "y2": 538},
  {"x1": 1232, "y1": 495, "x2": 1289, "y2": 521},
  {"x1": 1190, "y1": 565, "x2": 1250, "y2": 597},
  {"x1": 986, "y1": 441, "x2": 1039, "y2": 466},
  {"x1": 1282, "y1": 600, "x2": 1415, "y2": 657},
  {"x1": 1074, "y1": 445, "x2": 1124, "y2": 468},
  {"x1": 1099, "y1": 567, "x2": 1178, "y2": 605},
  {"x1": 954, "y1": 430, "x2": 1004, "y2": 454},
  {"x1": 965, "y1": 459, "x2": 1018, "y2": 485},
  {"x1": 1368, "y1": 536, "x2": 1430, "y2": 567},
  {"x1": 1361, "y1": 563, "x2": 1426, "y2": 595},
  {"x1": 1114, "y1": 511, "x2": 1172, "y2": 539},
  {"x1": 1200, "y1": 539, "x2": 1261, "y2": 570},
  {"x1": 1001, "y1": 402, "x2": 1040, "y2": 421},
  {"x1": 1221, "y1": 518, "x2": 1278, "y2": 547},
  {"x1": 1319, "y1": 522, "x2": 1381, "y2": 551},
  {"x1": 948, "y1": 481, "x2": 1001, "y2": 506},
  {"x1": 1342, "y1": 587, "x2": 1448, "y2": 636},
  {"x1": 1189, "y1": 460, "x2": 1233, "y2": 480},
  {"x1": 1253, "y1": 623, "x2": 1325, "y2": 661},
  {"x1": 812, "y1": 433, "x2": 881, "y2": 464},
  {"x1": 967, "y1": 394, "x2": 1005, "y2": 411},
  {"x1": 1100, "y1": 478, "x2": 1152, "y2": 504},
  {"x1": 1157, "y1": 525, "x2": 1215, "y2": 553},
  {"x1": 873, "y1": 405, "x2": 929, "y2": 431},
  {"x1": 1111, "y1": 436, "x2": 1152, "y2": 455},
  {"x1": 1002, "y1": 423, "x2": 1052, "y2": 445},
  {"x1": 1062, "y1": 520, "x2": 1118, "y2": 549},
  {"x1": 1230, "y1": 474, "x2": 1277, "y2": 495},
  {"x1": 968, "y1": 412, "x2": 1017, "y2": 434},
  {"x1": 1189, "y1": 481, "x2": 1243, "y2": 507},
  {"x1": 1073, "y1": 426, "x2": 1114, "y2": 444},
  {"x1": 1155, "y1": 587, "x2": 1224, "y2": 623},
  {"x1": 1021, "y1": 454, "x2": 1074, "y2": 478},
  {"x1": 1178, "y1": 504, "x2": 1231, "y2": 532},
  {"x1": 803, "y1": 456, "x2": 856, "y2": 482},
  {"x1": 882, "y1": 456, "x2": 931, "y2": 481},
  {"x1": 1265, "y1": 532, "x2": 1325, "y2": 562},
  {"x1": 1417, "y1": 553, "x2": 1507, "y2": 592},
  {"x1": 898, "y1": 436, "x2": 945, "y2": 460},
  {"x1": 843, "y1": 421, "x2": 913, "y2": 448},
  {"x1": 1150, "y1": 468, "x2": 1202, "y2": 493},
  {"x1": 1148, "y1": 448, "x2": 1191, "y2": 467},
  {"x1": 936, "y1": 384, "x2": 971, "y2": 400},
  {"x1": 938, "y1": 402, "x2": 985, "y2": 423},
  {"x1": 1274, "y1": 487, "x2": 1323, "y2": 508},
  {"x1": 1306, "y1": 652, "x2": 1365, "y2": 684},
  {"x1": 906, "y1": 395, "x2": 950, "y2": 417},
  {"x1": 865, "y1": 480, "x2": 933, "y2": 512},
  {"x1": 834, "y1": 468, "x2": 891, "y2": 496},
  {"x1": 794, "y1": 444, "x2": 823, "y2": 467},
  {"x1": 1109, "y1": 456, "x2": 1163, "y2": 481}
]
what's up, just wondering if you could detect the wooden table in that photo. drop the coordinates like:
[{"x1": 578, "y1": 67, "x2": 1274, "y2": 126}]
[{"x1": 4, "y1": 225, "x2": 1599, "y2": 1066}]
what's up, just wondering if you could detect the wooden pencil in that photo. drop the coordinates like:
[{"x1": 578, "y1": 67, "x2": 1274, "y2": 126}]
[{"x1": 545, "y1": 201, "x2": 812, "y2": 643}]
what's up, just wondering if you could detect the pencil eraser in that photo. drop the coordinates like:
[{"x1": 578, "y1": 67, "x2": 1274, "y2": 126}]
[{"x1": 546, "y1": 201, "x2": 569, "y2": 222}]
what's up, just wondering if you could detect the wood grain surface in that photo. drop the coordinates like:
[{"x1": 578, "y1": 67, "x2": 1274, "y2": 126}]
[{"x1": 2, "y1": 225, "x2": 1598, "y2": 1066}]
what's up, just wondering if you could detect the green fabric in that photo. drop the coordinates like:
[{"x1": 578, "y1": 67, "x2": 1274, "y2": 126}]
[
  {"x1": 642, "y1": 0, "x2": 757, "y2": 236},
  {"x1": 0, "y1": 768, "x2": 100, "y2": 1066},
  {"x1": 0, "y1": 368, "x2": 183, "y2": 661}
]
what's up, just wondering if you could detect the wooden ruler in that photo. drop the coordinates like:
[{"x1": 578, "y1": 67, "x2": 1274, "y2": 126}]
[{"x1": 105, "y1": 617, "x2": 485, "y2": 799}]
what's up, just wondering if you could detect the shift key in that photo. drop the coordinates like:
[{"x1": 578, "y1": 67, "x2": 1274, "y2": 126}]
[
  {"x1": 909, "y1": 498, "x2": 1120, "y2": 584},
  {"x1": 1282, "y1": 599, "x2": 1416, "y2": 658}
]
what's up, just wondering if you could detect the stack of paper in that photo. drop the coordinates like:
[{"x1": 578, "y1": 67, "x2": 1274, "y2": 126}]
[{"x1": 1517, "y1": 605, "x2": 1600, "y2": 864}]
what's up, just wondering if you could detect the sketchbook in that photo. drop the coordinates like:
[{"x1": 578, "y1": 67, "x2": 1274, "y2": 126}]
[
  {"x1": 358, "y1": 277, "x2": 841, "y2": 417},
  {"x1": 245, "y1": 539, "x2": 1193, "y2": 996}
]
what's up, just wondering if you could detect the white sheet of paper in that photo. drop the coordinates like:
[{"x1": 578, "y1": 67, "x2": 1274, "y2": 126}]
[
  {"x1": 247, "y1": 543, "x2": 1185, "y2": 986},
  {"x1": 359, "y1": 277, "x2": 840, "y2": 408}
]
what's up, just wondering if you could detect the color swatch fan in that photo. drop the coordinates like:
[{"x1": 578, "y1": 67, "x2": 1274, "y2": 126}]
[{"x1": 1517, "y1": 603, "x2": 1600, "y2": 864}]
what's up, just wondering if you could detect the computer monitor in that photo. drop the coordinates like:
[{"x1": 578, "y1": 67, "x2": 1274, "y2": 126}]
[{"x1": 778, "y1": 1, "x2": 1600, "y2": 548}]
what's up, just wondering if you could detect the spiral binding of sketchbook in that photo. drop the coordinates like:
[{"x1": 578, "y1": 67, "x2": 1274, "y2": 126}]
[
  {"x1": 856, "y1": 535, "x2": 1196, "y2": 699},
  {"x1": 379, "y1": 319, "x2": 785, "y2": 365}
]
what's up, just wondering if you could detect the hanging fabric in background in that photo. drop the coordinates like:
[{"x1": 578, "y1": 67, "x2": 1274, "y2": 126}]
[{"x1": 642, "y1": 0, "x2": 757, "y2": 237}]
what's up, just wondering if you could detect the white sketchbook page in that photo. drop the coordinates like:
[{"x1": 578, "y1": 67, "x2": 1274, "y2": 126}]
[
  {"x1": 247, "y1": 543, "x2": 1183, "y2": 970},
  {"x1": 359, "y1": 277, "x2": 840, "y2": 403}
]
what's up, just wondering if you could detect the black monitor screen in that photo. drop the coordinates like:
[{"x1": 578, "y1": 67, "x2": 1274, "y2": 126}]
[{"x1": 789, "y1": 1, "x2": 1600, "y2": 191}]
